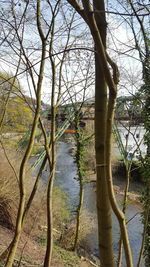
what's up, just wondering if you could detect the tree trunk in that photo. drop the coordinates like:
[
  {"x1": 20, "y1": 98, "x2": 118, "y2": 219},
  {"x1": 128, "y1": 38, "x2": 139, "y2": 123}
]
[
  {"x1": 73, "y1": 127, "x2": 84, "y2": 251},
  {"x1": 4, "y1": 2, "x2": 46, "y2": 265},
  {"x1": 117, "y1": 165, "x2": 131, "y2": 266},
  {"x1": 106, "y1": 94, "x2": 133, "y2": 267},
  {"x1": 94, "y1": 1, "x2": 114, "y2": 266},
  {"x1": 43, "y1": 18, "x2": 56, "y2": 264},
  {"x1": 95, "y1": 57, "x2": 114, "y2": 267}
]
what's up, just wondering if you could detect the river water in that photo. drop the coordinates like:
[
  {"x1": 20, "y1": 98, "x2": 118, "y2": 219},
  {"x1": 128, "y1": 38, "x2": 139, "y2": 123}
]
[{"x1": 54, "y1": 141, "x2": 145, "y2": 266}]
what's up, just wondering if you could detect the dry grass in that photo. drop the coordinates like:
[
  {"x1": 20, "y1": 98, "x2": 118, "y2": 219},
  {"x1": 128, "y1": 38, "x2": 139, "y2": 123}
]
[
  {"x1": 0, "y1": 146, "x2": 34, "y2": 230},
  {"x1": 0, "y1": 143, "x2": 71, "y2": 230},
  {"x1": 0, "y1": 148, "x2": 20, "y2": 229},
  {"x1": 0, "y1": 145, "x2": 87, "y2": 266},
  {"x1": 60, "y1": 211, "x2": 95, "y2": 251}
]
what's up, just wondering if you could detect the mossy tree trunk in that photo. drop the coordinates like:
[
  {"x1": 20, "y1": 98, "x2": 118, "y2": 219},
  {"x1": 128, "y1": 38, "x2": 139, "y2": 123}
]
[{"x1": 73, "y1": 118, "x2": 85, "y2": 251}]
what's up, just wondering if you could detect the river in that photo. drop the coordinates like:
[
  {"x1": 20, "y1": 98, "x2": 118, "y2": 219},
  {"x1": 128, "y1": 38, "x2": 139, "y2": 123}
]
[{"x1": 54, "y1": 141, "x2": 145, "y2": 266}]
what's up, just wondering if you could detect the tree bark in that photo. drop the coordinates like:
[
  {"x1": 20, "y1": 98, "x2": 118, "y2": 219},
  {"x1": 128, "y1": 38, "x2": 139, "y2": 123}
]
[
  {"x1": 95, "y1": 58, "x2": 114, "y2": 266},
  {"x1": 94, "y1": 1, "x2": 114, "y2": 266},
  {"x1": 73, "y1": 123, "x2": 84, "y2": 251}
]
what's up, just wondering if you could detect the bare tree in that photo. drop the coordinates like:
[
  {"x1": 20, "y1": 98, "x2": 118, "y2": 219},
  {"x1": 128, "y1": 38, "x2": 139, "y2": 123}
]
[
  {"x1": 108, "y1": 1, "x2": 150, "y2": 265},
  {"x1": 67, "y1": 1, "x2": 133, "y2": 266},
  {"x1": 3, "y1": 1, "x2": 48, "y2": 266}
]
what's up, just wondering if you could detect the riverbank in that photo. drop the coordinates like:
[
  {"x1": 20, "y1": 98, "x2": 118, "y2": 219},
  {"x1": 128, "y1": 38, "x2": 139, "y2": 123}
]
[
  {"x1": 88, "y1": 169, "x2": 143, "y2": 205},
  {"x1": 67, "y1": 136, "x2": 143, "y2": 205},
  {"x1": 0, "y1": 140, "x2": 145, "y2": 266},
  {"x1": 54, "y1": 141, "x2": 144, "y2": 266},
  {"x1": 0, "y1": 225, "x2": 95, "y2": 267}
]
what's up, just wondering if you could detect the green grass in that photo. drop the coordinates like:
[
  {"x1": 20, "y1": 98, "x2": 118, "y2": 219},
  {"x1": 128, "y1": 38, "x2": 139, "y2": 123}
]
[
  {"x1": 35, "y1": 235, "x2": 47, "y2": 246},
  {"x1": 31, "y1": 145, "x2": 43, "y2": 155},
  {"x1": 54, "y1": 245, "x2": 80, "y2": 267}
]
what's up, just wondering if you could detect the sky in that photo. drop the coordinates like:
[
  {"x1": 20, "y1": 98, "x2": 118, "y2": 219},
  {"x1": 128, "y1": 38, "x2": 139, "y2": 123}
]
[{"x1": 0, "y1": 0, "x2": 147, "y2": 104}]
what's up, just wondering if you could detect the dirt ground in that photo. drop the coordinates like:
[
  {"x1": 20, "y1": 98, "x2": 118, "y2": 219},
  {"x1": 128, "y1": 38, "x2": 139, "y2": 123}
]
[
  {"x1": 0, "y1": 225, "x2": 95, "y2": 267},
  {"x1": 0, "y1": 172, "x2": 143, "y2": 267}
]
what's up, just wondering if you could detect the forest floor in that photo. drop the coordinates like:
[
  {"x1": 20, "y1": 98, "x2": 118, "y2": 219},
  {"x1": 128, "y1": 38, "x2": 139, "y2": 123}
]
[
  {"x1": 0, "y1": 139, "x2": 143, "y2": 266},
  {"x1": 0, "y1": 169, "x2": 143, "y2": 267},
  {"x1": 0, "y1": 224, "x2": 94, "y2": 267}
]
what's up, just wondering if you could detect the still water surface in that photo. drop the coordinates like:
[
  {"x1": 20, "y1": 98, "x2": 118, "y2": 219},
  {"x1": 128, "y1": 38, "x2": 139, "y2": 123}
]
[{"x1": 55, "y1": 141, "x2": 145, "y2": 266}]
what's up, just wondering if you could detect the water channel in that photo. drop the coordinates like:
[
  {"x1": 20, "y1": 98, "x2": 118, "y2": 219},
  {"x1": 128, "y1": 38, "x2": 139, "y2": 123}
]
[{"x1": 47, "y1": 141, "x2": 145, "y2": 266}]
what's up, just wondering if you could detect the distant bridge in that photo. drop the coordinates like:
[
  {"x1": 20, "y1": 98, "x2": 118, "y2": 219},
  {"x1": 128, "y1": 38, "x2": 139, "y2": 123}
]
[{"x1": 47, "y1": 113, "x2": 144, "y2": 123}]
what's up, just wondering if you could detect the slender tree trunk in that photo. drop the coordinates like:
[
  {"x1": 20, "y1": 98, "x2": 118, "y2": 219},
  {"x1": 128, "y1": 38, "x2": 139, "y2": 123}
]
[
  {"x1": 73, "y1": 177, "x2": 84, "y2": 251},
  {"x1": 43, "y1": 17, "x2": 56, "y2": 264},
  {"x1": 73, "y1": 129, "x2": 84, "y2": 251},
  {"x1": 117, "y1": 165, "x2": 131, "y2": 267},
  {"x1": 4, "y1": 112, "x2": 42, "y2": 267},
  {"x1": 43, "y1": 168, "x2": 56, "y2": 267},
  {"x1": 137, "y1": 194, "x2": 150, "y2": 267},
  {"x1": 106, "y1": 94, "x2": 133, "y2": 267},
  {"x1": 4, "y1": 2, "x2": 46, "y2": 265},
  {"x1": 0, "y1": 151, "x2": 48, "y2": 263},
  {"x1": 43, "y1": 107, "x2": 56, "y2": 267}
]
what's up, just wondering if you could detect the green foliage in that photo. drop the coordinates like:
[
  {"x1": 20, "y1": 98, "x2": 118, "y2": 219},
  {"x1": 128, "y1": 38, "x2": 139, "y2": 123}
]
[
  {"x1": 2, "y1": 138, "x2": 19, "y2": 150},
  {"x1": 0, "y1": 96, "x2": 33, "y2": 133},
  {"x1": 18, "y1": 130, "x2": 42, "y2": 151},
  {"x1": 115, "y1": 94, "x2": 144, "y2": 120},
  {"x1": 141, "y1": 156, "x2": 150, "y2": 266},
  {"x1": 0, "y1": 72, "x2": 21, "y2": 97},
  {"x1": 139, "y1": 40, "x2": 150, "y2": 265},
  {"x1": 31, "y1": 145, "x2": 42, "y2": 155},
  {"x1": 74, "y1": 120, "x2": 93, "y2": 182},
  {"x1": 53, "y1": 186, "x2": 70, "y2": 228},
  {"x1": 53, "y1": 245, "x2": 80, "y2": 267},
  {"x1": 35, "y1": 235, "x2": 47, "y2": 246},
  {"x1": 0, "y1": 72, "x2": 33, "y2": 133}
]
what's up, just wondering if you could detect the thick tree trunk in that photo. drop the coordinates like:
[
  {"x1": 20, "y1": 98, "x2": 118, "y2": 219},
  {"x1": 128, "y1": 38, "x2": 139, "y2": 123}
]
[
  {"x1": 94, "y1": 1, "x2": 114, "y2": 266},
  {"x1": 66, "y1": 1, "x2": 133, "y2": 266},
  {"x1": 95, "y1": 57, "x2": 114, "y2": 267}
]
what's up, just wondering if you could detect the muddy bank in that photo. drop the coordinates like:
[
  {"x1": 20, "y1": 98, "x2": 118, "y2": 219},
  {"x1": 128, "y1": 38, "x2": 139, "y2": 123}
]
[{"x1": 88, "y1": 172, "x2": 142, "y2": 204}]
